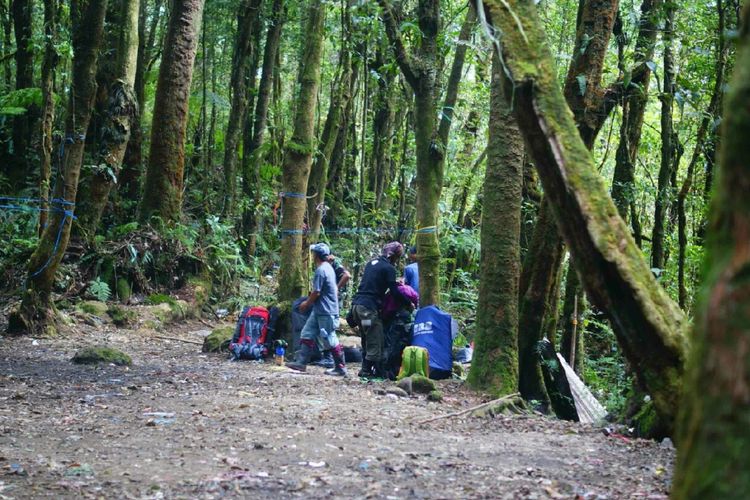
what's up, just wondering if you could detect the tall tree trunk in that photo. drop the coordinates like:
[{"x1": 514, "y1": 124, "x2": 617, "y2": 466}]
[
  {"x1": 480, "y1": 0, "x2": 688, "y2": 432},
  {"x1": 1, "y1": 1, "x2": 11, "y2": 89},
  {"x1": 8, "y1": 0, "x2": 33, "y2": 188},
  {"x1": 370, "y1": 48, "x2": 395, "y2": 209},
  {"x1": 38, "y1": 0, "x2": 58, "y2": 235},
  {"x1": 8, "y1": 0, "x2": 109, "y2": 336},
  {"x1": 437, "y1": 1, "x2": 476, "y2": 147},
  {"x1": 380, "y1": 0, "x2": 443, "y2": 306},
  {"x1": 76, "y1": 0, "x2": 140, "y2": 242},
  {"x1": 677, "y1": 0, "x2": 729, "y2": 309},
  {"x1": 651, "y1": 2, "x2": 675, "y2": 271},
  {"x1": 277, "y1": 0, "x2": 326, "y2": 301},
  {"x1": 243, "y1": 0, "x2": 284, "y2": 256},
  {"x1": 610, "y1": 0, "x2": 661, "y2": 218},
  {"x1": 307, "y1": 50, "x2": 352, "y2": 238},
  {"x1": 466, "y1": 51, "x2": 523, "y2": 396},
  {"x1": 140, "y1": 0, "x2": 205, "y2": 224},
  {"x1": 673, "y1": 4, "x2": 750, "y2": 494},
  {"x1": 518, "y1": 198, "x2": 564, "y2": 408},
  {"x1": 221, "y1": 0, "x2": 263, "y2": 218},
  {"x1": 119, "y1": 0, "x2": 159, "y2": 201}
]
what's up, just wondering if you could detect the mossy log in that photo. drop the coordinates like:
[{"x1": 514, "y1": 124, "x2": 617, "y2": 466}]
[
  {"x1": 480, "y1": 0, "x2": 688, "y2": 432},
  {"x1": 202, "y1": 326, "x2": 234, "y2": 353}
]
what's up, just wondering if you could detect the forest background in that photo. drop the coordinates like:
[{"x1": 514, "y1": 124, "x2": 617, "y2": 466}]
[{"x1": 0, "y1": 0, "x2": 747, "y2": 495}]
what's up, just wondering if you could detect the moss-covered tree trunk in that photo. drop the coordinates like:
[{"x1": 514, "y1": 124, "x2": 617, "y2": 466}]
[
  {"x1": 140, "y1": 0, "x2": 205, "y2": 224},
  {"x1": 370, "y1": 47, "x2": 395, "y2": 210},
  {"x1": 673, "y1": 4, "x2": 750, "y2": 494},
  {"x1": 480, "y1": 0, "x2": 688, "y2": 432},
  {"x1": 7, "y1": 0, "x2": 108, "y2": 336},
  {"x1": 119, "y1": 0, "x2": 152, "y2": 202},
  {"x1": 467, "y1": 51, "x2": 523, "y2": 397},
  {"x1": 516, "y1": 0, "x2": 620, "y2": 406},
  {"x1": 8, "y1": 0, "x2": 33, "y2": 187},
  {"x1": 243, "y1": 0, "x2": 284, "y2": 257},
  {"x1": 277, "y1": 0, "x2": 325, "y2": 301},
  {"x1": 610, "y1": 0, "x2": 661, "y2": 219},
  {"x1": 379, "y1": 0, "x2": 443, "y2": 306},
  {"x1": 38, "y1": 0, "x2": 57, "y2": 235},
  {"x1": 75, "y1": 0, "x2": 139, "y2": 242},
  {"x1": 651, "y1": 1, "x2": 675, "y2": 271},
  {"x1": 307, "y1": 48, "x2": 351, "y2": 238},
  {"x1": 221, "y1": 0, "x2": 263, "y2": 217}
]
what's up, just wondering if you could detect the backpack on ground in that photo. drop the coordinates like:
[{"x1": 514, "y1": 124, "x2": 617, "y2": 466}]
[
  {"x1": 411, "y1": 305, "x2": 457, "y2": 379},
  {"x1": 397, "y1": 346, "x2": 430, "y2": 380},
  {"x1": 229, "y1": 306, "x2": 272, "y2": 360}
]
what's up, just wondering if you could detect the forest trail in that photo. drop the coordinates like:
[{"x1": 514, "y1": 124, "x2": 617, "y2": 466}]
[{"x1": 0, "y1": 320, "x2": 674, "y2": 499}]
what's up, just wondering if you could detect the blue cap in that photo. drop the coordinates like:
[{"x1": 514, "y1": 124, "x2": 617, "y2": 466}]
[{"x1": 310, "y1": 242, "x2": 331, "y2": 258}]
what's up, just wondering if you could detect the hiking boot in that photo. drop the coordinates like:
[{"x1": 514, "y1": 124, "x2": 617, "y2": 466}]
[
  {"x1": 325, "y1": 366, "x2": 348, "y2": 377},
  {"x1": 358, "y1": 359, "x2": 374, "y2": 378},
  {"x1": 311, "y1": 351, "x2": 334, "y2": 368},
  {"x1": 286, "y1": 340, "x2": 314, "y2": 372}
]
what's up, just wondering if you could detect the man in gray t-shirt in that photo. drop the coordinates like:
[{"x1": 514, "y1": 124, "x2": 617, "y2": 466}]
[{"x1": 286, "y1": 243, "x2": 347, "y2": 376}]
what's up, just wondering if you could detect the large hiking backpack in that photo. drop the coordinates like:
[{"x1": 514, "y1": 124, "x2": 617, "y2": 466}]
[
  {"x1": 397, "y1": 346, "x2": 430, "y2": 380},
  {"x1": 411, "y1": 305, "x2": 457, "y2": 379},
  {"x1": 229, "y1": 306, "x2": 272, "y2": 360}
]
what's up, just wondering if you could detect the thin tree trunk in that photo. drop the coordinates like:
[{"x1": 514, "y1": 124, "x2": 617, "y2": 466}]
[
  {"x1": 8, "y1": 0, "x2": 33, "y2": 188},
  {"x1": 278, "y1": 0, "x2": 326, "y2": 301},
  {"x1": 370, "y1": 47, "x2": 395, "y2": 209},
  {"x1": 39, "y1": 0, "x2": 58, "y2": 235},
  {"x1": 8, "y1": 0, "x2": 109, "y2": 336},
  {"x1": 140, "y1": 0, "x2": 205, "y2": 224},
  {"x1": 610, "y1": 0, "x2": 662, "y2": 218},
  {"x1": 0, "y1": 1, "x2": 11, "y2": 89},
  {"x1": 560, "y1": 261, "x2": 585, "y2": 373},
  {"x1": 243, "y1": 0, "x2": 284, "y2": 256},
  {"x1": 76, "y1": 0, "x2": 140, "y2": 242},
  {"x1": 221, "y1": 0, "x2": 263, "y2": 218},
  {"x1": 481, "y1": 0, "x2": 688, "y2": 432},
  {"x1": 119, "y1": 0, "x2": 148, "y2": 204},
  {"x1": 437, "y1": 2, "x2": 476, "y2": 147},
  {"x1": 466, "y1": 50, "x2": 523, "y2": 397},
  {"x1": 307, "y1": 49, "x2": 352, "y2": 238},
  {"x1": 651, "y1": 2, "x2": 675, "y2": 271},
  {"x1": 673, "y1": 4, "x2": 750, "y2": 493}
]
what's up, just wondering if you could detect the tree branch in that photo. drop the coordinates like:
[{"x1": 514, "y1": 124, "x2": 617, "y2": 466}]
[{"x1": 377, "y1": 0, "x2": 418, "y2": 89}]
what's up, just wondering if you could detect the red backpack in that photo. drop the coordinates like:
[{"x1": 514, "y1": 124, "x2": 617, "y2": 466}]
[{"x1": 229, "y1": 306, "x2": 271, "y2": 360}]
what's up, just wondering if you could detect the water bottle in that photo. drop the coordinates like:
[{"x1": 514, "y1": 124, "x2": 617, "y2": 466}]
[{"x1": 274, "y1": 345, "x2": 285, "y2": 365}]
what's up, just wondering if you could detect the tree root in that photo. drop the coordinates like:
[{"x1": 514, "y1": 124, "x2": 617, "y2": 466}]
[{"x1": 416, "y1": 393, "x2": 526, "y2": 424}]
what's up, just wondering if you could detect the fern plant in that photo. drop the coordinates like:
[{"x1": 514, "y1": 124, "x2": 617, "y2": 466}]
[{"x1": 88, "y1": 278, "x2": 112, "y2": 302}]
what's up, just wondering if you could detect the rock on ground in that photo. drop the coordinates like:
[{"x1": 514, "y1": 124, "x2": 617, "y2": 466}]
[{"x1": 0, "y1": 319, "x2": 674, "y2": 499}]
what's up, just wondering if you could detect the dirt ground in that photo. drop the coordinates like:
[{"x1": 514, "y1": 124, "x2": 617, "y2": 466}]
[{"x1": 0, "y1": 315, "x2": 675, "y2": 499}]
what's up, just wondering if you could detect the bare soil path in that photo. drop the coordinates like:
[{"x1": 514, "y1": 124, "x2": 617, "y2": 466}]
[{"x1": 0, "y1": 320, "x2": 674, "y2": 499}]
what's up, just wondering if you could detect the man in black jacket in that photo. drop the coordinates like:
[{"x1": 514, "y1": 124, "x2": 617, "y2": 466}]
[{"x1": 351, "y1": 241, "x2": 411, "y2": 378}]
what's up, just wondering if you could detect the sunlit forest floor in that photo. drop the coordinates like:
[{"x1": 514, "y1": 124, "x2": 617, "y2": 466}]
[{"x1": 0, "y1": 310, "x2": 674, "y2": 499}]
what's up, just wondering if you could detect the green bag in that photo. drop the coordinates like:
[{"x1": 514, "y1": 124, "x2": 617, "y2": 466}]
[{"x1": 397, "y1": 346, "x2": 430, "y2": 380}]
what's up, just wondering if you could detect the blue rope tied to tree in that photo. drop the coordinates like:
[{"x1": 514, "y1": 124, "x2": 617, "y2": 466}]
[
  {"x1": 279, "y1": 191, "x2": 306, "y2": 198},
  {"x1": 415, "y1": 225, "x2": 437, "y2": 234}
]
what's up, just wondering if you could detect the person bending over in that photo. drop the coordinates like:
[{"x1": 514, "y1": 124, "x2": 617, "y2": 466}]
[{"x1": 351, "y1": 241, "x2": 412, "y2": 379}]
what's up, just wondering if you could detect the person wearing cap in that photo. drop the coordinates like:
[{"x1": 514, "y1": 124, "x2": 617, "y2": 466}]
[
  {"x1": 286, "y1": 242, "x2": 347, "y2": 376},
  {"x1": 351, "y1": 241, "x2": 413, "y2": 379},
  {"x1": 403, "y1": 245, "x2": 419, "y2": 295}
]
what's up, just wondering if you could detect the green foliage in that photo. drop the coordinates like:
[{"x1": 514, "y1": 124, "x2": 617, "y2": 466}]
[
  {"x1": 0, "y1": 88, "x2": 45, "y2": 115},
  {"x1": 146, "y1": 293, "x2": 177, "y2": 306},
  {"x1": 88, "y1": 278, "x2": 112, "y2": 302}
]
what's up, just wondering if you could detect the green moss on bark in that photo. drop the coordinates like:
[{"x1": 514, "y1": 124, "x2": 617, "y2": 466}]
[{"x1": 72, "y1": 347, "x2": 131, "y2": 366}]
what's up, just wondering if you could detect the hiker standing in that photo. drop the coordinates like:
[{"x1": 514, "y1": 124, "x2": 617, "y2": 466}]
[
  {"x1": 286, "y1": 243, "x2": 347, "y2": 376},
  {"x1": 404, "y1": 246, "x2": 419, "y2": 296},
  {"x1": 351, "y1": 241, "x2": 412, "y2": 378}
]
